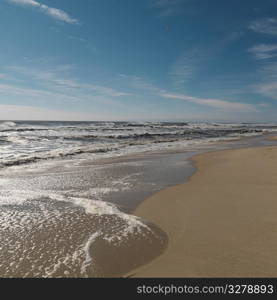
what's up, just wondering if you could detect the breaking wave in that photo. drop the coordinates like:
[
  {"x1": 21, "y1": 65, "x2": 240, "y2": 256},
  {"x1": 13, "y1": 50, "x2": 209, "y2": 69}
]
[{"x1": 0, "y1": 120, "x2": 276, "y2": 169}]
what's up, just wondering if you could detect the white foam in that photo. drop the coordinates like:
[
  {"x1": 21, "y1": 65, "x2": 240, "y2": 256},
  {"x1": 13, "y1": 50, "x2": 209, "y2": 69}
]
[
  {"x1": 50, "y1": 194, "x2": 149, "y2": 237},
  {"x1": 0, "y1": 184, "x2": 150, "y2": 240},
  {"x1": 80, "y1": 231, "x2": 101, "y2": 276},
  {"x1": 0, "y1": 189, "x2": 45, "y2": 206},
  {"x1": 0, "y1": 121, "x2": 16, "y2": 129},
  {"x1": 0, "y1": 188, "x2": 153, "y2": 277}
]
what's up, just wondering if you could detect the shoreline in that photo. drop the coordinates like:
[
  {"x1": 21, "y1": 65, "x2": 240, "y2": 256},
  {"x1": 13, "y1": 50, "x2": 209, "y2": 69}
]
[{"x1": 128, "y1": 145, "x2": 277, "y2": 277}]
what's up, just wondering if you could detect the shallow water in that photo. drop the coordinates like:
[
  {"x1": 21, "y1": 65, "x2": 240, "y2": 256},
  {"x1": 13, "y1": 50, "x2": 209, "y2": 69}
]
[{"x1": 0, "y1": 152, "x2": 193, "y2": 277}]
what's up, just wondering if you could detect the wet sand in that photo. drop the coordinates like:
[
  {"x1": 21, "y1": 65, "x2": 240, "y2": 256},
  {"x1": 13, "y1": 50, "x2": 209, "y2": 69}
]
[{"x1": 130, "y1": 146, "x2": 277, "y2": 277}]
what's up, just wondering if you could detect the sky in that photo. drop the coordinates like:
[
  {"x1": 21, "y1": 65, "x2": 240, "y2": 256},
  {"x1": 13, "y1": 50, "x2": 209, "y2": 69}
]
[{"x1": 1, "y1": 0, "x2": 277, "y2": 122}]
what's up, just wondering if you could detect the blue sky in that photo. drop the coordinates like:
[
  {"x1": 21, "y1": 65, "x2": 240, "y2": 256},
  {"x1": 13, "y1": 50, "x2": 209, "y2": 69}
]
[{"x1": 1, "y1": 0, "x2": 277, "y2": 121}]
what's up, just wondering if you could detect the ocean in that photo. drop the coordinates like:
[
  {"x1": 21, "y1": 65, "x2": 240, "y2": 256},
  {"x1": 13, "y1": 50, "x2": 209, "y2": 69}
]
[
  {"x1": 1, "y1": 120, "x2": 276, "y2": 168},
  {"x1": 0, "y1": 120, "x2": 277, "y2": 277}
]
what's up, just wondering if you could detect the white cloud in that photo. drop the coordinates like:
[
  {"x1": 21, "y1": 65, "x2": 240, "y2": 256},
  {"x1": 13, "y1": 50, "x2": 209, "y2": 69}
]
[
  {"x1": 248, "y1": 44, "x2": 277, "y2": 60},
  {"x1": 160, "y1": 93, "x2": 257, "y2": 112},
  {"x1": 249, "y1": 18, "x2": 277, "y2": 36},
  {"x1": 7, "y1": 0, "x2": 79, "y2": 24},
  {"x1": 8, "y1": 0, "x2": 39, "y2": 6}
]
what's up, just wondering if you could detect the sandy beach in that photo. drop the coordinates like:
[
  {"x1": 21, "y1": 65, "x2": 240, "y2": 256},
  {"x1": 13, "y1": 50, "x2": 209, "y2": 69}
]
[{"x1": 130, "y1": 146, "x2": 277, "y2": 277}]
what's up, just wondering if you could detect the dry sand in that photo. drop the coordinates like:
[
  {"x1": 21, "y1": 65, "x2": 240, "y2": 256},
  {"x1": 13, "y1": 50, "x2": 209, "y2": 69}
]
[
  {"x1": 130, "y1": 146, "x2": 277, "y2": 277},
  {"x1": 268, "y1": 136, "x2": 277, "y2": 141}
]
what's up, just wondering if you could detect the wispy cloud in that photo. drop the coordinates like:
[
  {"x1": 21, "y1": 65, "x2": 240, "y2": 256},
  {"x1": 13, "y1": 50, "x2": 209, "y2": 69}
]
[
  {"x1": 67, "y1": 35, "x2": 98, "y2": 53},
  {"x1": 68, "y1": 35, "x2": 86, "y2": 43},
  {"x1": 118, "y1": 74, "x2": 164, "y2": 94},
  {"x1": 0, "y1": 104, "x2": 107, "y2": 121},
  {"x1": 0, "y1": 82, "x2": 80, "y2": 103},
  {"x1": 151, "y1": 0, "x2": 188, "y2": 17},
  {"x1": 255, "y1": 63, "x2": 277, "y2": 100},
  {"x1": 250, "y1": 54, "x2": 277, "y2": 100},
  {"x1": 0, "y1": 73, "x2": 12, "y2": 80},
  {"x1": 0, "y1": 63, "x2": 135, "y2": 120},
  {"x1": 118, "y1": 72, "x2": 257, "y2": 113},
  {"x1": 248, "y1": 44, "x2": 277, "y2": 60},
  {"x1": 169, "y1": 31, "x2": 247, "y2": 92},
  {"x1": 258, "y1": 102, "x2": 270, "y2": 108},
  {"x1": 6, "y1": 65, "x2": 131, "y2": 98},
  {"x1": 260, "y1": 62, "x2": 277, "y2": 80},
  {"x1": 7, "y1": 0, "x2": 79, "y2": 24},
  {"x1": 169, "y1": 48, "x2": 208, "y2": 89},
  {"x1": 222, "y1": 31, "x2": 244, "y2": 43},
  {"x1": 255, "y1": 81, "x2": 277, "y2": 100},
  {"x1": 160, "y1": 93, "x2": 257, "y2": 112},
  {"x1": 249, "y1": 18, "x2": 277, "y2": 36},
  {"x1": 247, "y1": 15, "x2": 277, "y2": 100}
]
